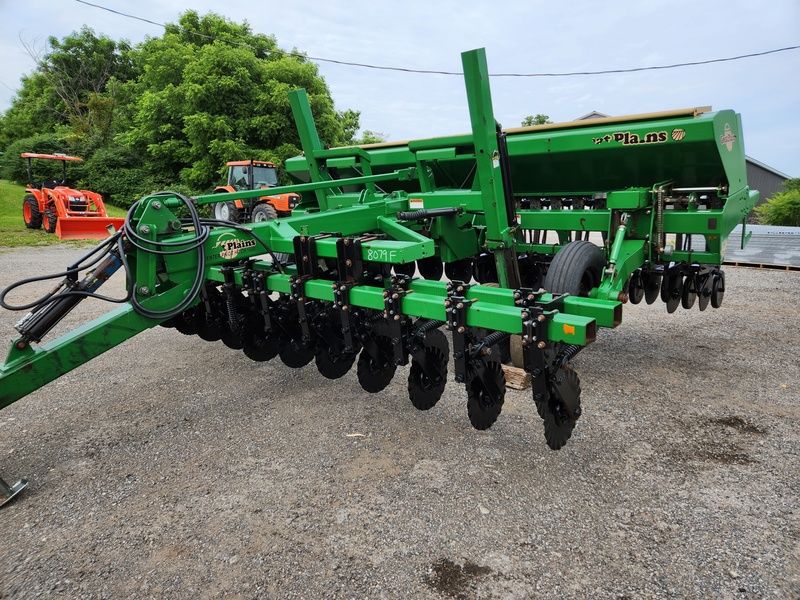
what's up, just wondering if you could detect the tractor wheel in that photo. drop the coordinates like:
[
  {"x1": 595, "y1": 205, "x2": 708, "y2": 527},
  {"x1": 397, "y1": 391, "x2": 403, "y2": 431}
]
[
  {"x1": 544, "y1": 241, "x2": 606, "y2": 297},
  {"x1": 23, "y1": 195, "x2": 43, "y2": 229},
  {"x1": 251, "y1": 203, "x2": 278, "y2": 222},
  {"x1": 213, "y1": 201, "x2": 240, "y2": 223},
  {"x1": 251, "y1": 203, "x2": 289, "y2": 265},
  {"x1": 43, "y1": 210, "x2": 58, "y2": 234}
]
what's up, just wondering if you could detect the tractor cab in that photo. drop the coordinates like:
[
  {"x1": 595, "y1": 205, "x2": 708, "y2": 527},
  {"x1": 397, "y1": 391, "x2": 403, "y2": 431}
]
[
  {"x1": 227, "y1": 160, "x2": 280, "y2": 191},
  {"x1": 213, "y1": 159, "x2": 300, "y2": 222}
]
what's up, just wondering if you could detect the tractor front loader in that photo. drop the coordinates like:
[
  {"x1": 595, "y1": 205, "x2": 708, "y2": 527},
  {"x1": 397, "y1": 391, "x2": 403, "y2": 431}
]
[
  {"x1": 0, "y1": 48, "x2": 757, "y2": 505},
  {"x1": 21, "y1": 153, "x2": 125, "y2": 240}
]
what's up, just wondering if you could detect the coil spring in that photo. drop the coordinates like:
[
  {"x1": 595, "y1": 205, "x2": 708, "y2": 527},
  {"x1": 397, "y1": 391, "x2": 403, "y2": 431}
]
[
  {"x1": 555, "y1": 344, "x2": 582, "y2": 368},
  {"x1": 482, "y1": 330, "x2": 510, "y2": 348},
  {"x1": 226, "y1": 295, "x2": 239, "y2": 333},
  {"x1": 413, "y1": 319, "x2": 445, "y2": 338}
]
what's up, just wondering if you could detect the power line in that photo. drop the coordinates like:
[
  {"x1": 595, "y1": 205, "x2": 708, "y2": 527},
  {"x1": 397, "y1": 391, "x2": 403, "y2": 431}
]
[{"x1": 74, "y1": 0, "x2": 799, "y2": 78}]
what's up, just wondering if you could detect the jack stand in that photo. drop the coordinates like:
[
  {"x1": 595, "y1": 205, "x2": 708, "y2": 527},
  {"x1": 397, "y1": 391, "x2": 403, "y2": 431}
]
[{"x1": 0, "y1": 475, "x2": 27, "y2": 507}]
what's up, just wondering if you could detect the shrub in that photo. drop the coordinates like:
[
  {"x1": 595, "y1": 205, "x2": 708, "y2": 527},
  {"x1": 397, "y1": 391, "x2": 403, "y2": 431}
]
[{"x1": 755, "y1": 179, "x2": 800, "y2": 227}]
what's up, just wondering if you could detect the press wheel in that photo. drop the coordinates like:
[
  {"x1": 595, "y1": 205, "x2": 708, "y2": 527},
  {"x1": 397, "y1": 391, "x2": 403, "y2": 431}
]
[
  {"x1": 278, "y1": 334, "x2": 315, "y2": 368},
  {"x1": 542, "y1": 367, "x2": 581, "y2": 450},
  {"x1": 408, "y1": 329, "x2": 449, "y2": 410},
  {"x1": 466, "y1": 359, "x2": 506, "y2": 431},
  {"x1": 315, "y1": 343, "x2": 357, "y2": 380},
  {"x1": 356, "y1": 336, "x2": 397, "y2": 393},
  {"x1": 243, "y1": 329, "x2": 279, "y2": 362}
]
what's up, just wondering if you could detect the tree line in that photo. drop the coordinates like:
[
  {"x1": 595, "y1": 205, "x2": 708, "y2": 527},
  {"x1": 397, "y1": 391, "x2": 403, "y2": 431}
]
[{"x1": 0, "y1": 11, "x2": 372, "y2": 207}]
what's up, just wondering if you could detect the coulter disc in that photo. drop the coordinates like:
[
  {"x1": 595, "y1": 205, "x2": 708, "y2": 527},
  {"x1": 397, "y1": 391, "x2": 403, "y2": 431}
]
[
  {"x1": 711, "y1": 272, "x2": 725, "y2": 308},
  {"x1": 681, "y1": 274, "x2": 697, "y2": 309},
  {"x1": 643, "y1": 272, "x2": 662, "y2": 305},
  {"x1": 697, "y1": 274, "x2": 712, "y2": 311},
  {"x1": 628, "y1": 270, "x2": 645, "y2": 305},
  {"x1": 664, "y1": 273, "x2": 683, "y2": 314},
  {"x1": 444, "y1": 258, "x2": 473, "y2": 283}
]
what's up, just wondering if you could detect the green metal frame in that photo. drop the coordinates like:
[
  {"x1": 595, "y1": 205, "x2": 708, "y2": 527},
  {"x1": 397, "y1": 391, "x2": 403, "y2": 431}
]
[{"x1": 0, "y1": 47, "x2": 757, "y2": 412}]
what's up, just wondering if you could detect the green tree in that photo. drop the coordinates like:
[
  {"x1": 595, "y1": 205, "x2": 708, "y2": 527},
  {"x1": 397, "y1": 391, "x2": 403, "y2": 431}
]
[
  {"x1": 754, "y1": 178, "x2": 800, "y2": 226},
  {"x1": 120, "y1": 10, "x2": 357, "y2": 191},
  {"x1": 521, "y1": 114, "x2": 552, "y2": 126},
  {"x1": 353, "y1": 130, "x2": 388, "y2": 145},
  {"x1": 0, "y1": 27, "x2": 136, "y2": 151}
]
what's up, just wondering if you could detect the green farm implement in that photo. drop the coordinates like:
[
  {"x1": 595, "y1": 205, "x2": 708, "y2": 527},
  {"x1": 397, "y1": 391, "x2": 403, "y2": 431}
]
[{"x1": 0, "y1": 48, "x2": 757, "y2": 504}]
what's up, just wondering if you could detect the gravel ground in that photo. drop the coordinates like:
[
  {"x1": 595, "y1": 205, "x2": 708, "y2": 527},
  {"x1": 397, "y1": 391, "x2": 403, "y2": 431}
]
[{"x1": 0, "y1": 245, "x2": 798, "y2": 599}]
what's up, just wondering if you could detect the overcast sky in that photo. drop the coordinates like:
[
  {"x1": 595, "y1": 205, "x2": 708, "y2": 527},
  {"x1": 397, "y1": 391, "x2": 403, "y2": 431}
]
[{"x1": 1, "y1": 0, "x2": 798, "y2": 176}]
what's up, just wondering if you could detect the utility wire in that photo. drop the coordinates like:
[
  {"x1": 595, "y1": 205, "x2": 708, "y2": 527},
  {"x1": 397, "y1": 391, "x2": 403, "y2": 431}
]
[{"x1": 74, "y1": 0, "x2": 799, "y2": 78}]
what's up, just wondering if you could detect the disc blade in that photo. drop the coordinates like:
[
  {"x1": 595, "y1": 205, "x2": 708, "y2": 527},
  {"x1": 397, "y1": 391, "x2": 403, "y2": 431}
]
[{"x1": 644, "y1": 272, "x2": 662, "y2": 305}]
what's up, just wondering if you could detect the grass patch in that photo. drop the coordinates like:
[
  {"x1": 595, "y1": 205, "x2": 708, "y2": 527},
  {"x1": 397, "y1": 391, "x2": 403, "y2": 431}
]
[{"x1": 0, "y1": 179, "x2": 127, "y2": 248}]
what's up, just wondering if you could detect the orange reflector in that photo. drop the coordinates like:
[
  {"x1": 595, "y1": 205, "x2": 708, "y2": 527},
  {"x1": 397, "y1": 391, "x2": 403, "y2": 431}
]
[{"x1": 563, "y1": 324, "x2": 576, "y2": 336}]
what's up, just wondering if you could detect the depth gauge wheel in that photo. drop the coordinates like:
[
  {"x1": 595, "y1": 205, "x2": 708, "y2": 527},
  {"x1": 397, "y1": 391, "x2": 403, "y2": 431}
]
[{"x1": 544, "y1": 241, "x2": 606, "y2": 297}]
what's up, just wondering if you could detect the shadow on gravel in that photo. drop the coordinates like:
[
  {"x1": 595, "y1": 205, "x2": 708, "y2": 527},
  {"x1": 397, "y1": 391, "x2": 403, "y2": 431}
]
[
  {"x1": 426, "y1": 558, "x2": 493, "y2": 599},
  {"x1": 669, "y1": 414, "x2": 768, "y2": 465}
]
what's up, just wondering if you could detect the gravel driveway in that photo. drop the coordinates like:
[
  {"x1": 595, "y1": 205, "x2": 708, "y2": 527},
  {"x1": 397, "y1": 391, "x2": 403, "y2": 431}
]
[{"x1": 0, "y1": 245, "x2": 798, "y2": 599}]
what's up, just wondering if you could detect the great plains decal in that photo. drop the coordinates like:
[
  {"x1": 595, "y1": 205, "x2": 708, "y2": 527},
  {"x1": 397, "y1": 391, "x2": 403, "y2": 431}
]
[
  {"x1": 720, "y1": 123, "x2": 737, "y2": 151},
  {"x1": 210, "y1": 233, "x2": 257, "y2": 260},
  {"x1": 592, "y1": 130, "x2": 673, "y2": 146}
]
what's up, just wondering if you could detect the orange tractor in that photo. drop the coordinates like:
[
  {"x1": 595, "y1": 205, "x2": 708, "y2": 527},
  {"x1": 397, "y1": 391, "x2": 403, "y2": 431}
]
[
  {"x1": 212, "y1": 160, "x2": 300, "y2": 223},
  {"x1": 21, "y1": 153, "x2": 124, "y2": 239}
]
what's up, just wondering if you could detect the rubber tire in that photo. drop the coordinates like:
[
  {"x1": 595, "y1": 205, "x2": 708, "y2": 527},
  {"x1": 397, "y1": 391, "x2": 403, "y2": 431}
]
[
  {"x1": 43, "y1": 210, "x2": 58, "y2": 234},
  {"x1": 213, "y1": 202, "x2": 240, "y2": 223},
  {"x1": 23, "y1": 195, "x2": 42, "y2": 229},
  {"x1": 251, "y1": 203, "x2": 278, "y2": 222},
  {"x1": 544, "y1": 241, "x2": 606, "y2": 297}
]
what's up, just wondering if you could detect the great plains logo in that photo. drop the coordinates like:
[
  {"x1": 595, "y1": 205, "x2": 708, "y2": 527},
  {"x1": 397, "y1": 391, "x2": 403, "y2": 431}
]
[
  {"x1": 720, "y1": 123, "x2": 737, "y2": 151},
  {"x1": 212, "y1": 234, "x2": 257, "y2": 260},
  {"x1": 593, "y1": 130, "x2": 668, "y2": 145},
  {"x1": 671, "y1": 129, "x2": 686, "y2": 141}
]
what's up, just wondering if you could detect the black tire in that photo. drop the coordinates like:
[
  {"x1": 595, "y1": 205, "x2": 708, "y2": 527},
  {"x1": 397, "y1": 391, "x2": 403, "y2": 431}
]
[
  {"x1": 43, "y1": 210, "x2": 58, "y2": 234},
  {"x1": 251, "y1": 203, "x2": 278, "y2": 222},
  {"x1": 250, "y1": 203, "x2": 290, "y2": 264},
  {"x1": 544, "y1": 241, "x2": 606, "y2": 297},
  {"x1": 213, "y1": 202, "x2": 240, "y2": 223},
  {"x1": 23, "y1": 195, "x2": 42, "y2": 229}
]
